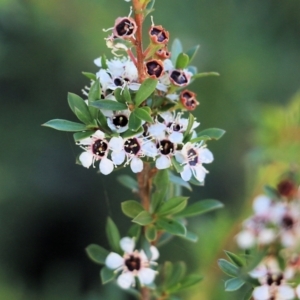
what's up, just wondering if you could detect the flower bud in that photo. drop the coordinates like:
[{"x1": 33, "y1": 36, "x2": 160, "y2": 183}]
[
  {"x1": 149, "y1": 25, "x2": 169, "y2": 44},
  {"x1": 113, "y1": 17, "x2": 137, "y2": 39},
  {"x1": 155, "y1": 47, "x2": 171, "y2": 60},
  {"x1": 180, "y1": 90, "x2": 199, "y2": 111},
  {"x1": 277, "y1": 179, "x2": 298, "y2": 198},
  {"x1": 145, "y1": 59, "x2": 164, "y2": 79}
]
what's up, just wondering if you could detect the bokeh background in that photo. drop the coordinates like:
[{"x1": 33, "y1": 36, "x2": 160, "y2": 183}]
[{"x1": 0, "y1": 0, "x2": 300, "y2": 299}]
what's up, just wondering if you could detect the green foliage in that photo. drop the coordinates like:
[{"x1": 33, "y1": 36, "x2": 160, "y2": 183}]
[
  {"x1": 89, "y1": 100, "x2": 127, "y2": 110},
  {"x1": 175, "y1": 53, "x2": 189, "y2": 69},
  {"x1": 121, "y1": 200, "x2": 144, "y2": 218},
  {"x1": 191, "y1": 128, "x2": 226, "y2": 142},
  {"x1": 134, "y1": 107, "x2": 153, "y2": 123},
  {"x1": 117, "y1": 175, "x2": 138, "y2": 192},
  {"x1": 224, "y1": 278, "x2": 245, "y2": 292},
  {"x1": 156, "y1": 196, "x2": 188, "y2": 216},
  {"x1": 151, "y1": 169, "x2": 169, "y2": 213},
  {"x1": 176, "y1": 199, "x2": 223, "y2": 218},
  {"x1": 186, "y1": 45, "x2": 200, "y2": 64},
  {"x1": 42, "y1": 119, "x2": 88, "y2": 131},
  {"x1": 134, "y1": 78, "x2": 158, "y2": 107},
  {"x1": 128, "y1": 111, "x2": 142, "y2": 131},
  {"x1": 85, "y1": 244, "x2": 109, "y2": 265},
  {"x1": 218, "y1": 259, "x2": 239, "y2": 277},
  {"x1": 224, "y1": 251, "x2": 245, "y2": 267},
  {"x1": 171, "y1": 39, "x2": 183, "y2": 65},
  {"x1": 88, "y1": 80, "x2": 101, "y2": 101},
  {"x1": 105, "y1": 217, "x2": 121, "y2": 253},
  {"x1": 100, "y1": 267, "x2": 116, "y2": 284},
  {"x1": 132, "y1": 211, "x2": 153, "y2": 226},
  {"x1": 156, "y1": 218, "x2": 186, "y2": 236}
]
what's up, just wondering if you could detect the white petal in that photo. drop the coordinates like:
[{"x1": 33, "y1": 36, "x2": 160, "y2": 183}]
[
  {"x1": 249, "y1": 264, "x2": 267, "y2": 279},
  {"x1": 138, "y1": 268, "x2": 156, "y2": 285},
  {"x1": 99, "y1": 158, "x2": 114, "y2": 175},
  {"x1": 150, "y1": 246, "x2": 159, "y2": 261},
  {"x1": 111, "y1": 150, "x2": 126, "y2": 165},
  {"x1": 175, "y1": 152, "x2": 185, "y2": 164},
  {"x1": 130, "y1": 157, "x2": 143, "y2": 173},
  {"x1": 257, "y1": 229, "x2": 276, "y2": 245},
  {"x1": 117, "y1": 272, "x2": 135, "y2": 289},
  {"x1": 236, "y1": 230, "x2": 256, "y2": 249},
  {"x1": 109, "y1": 136, "x2": 124, "y2": 152},
  {"x1": 105, "y1": 252, "x2": 124, "y2": 269},
  {"x1": 296, "y1": 285, "x2": 300, "y2": 298},
  {"x1": 166, "y1": 93, "x2": 178, "y2": 101},
  {"x1": 93, "y1": 130, "x2": 105, "y2": 139},
  {"x1": 194, "y1": 165, "x2": 207, "y2": 182},
  {"x1": 277, "y1": 285, "x2": 295, "y2": 299},
  {"x1": 120, "y1": 237, "x2": 135, "y2": 253},
  {"x1": 180, "y1": 165, "x2": 192, "y2": 181},
  {"x1": 142, "y1": 141, "x2": 158, "y2": 157},
  {"x1": 199, "y1": 148, "x2": 214, "y2": 164},
  {"x1": 148, "y1": 123, "x2": 166, "y2": 139},
  {"x1": 128, "y1": 83, "x2": 141, "y2": 91},
  {"x1": 281, "y1": 232, "x2": 296, "y2": 248},
  {"x1": 252, "y1": 195, "x2": 272, "y2": 215},
  {"x1": 252, "y1": 285, "x2": 270, "y2": 300},
  {"x1": 94, "y1": 57, "x2": 102, "y2": 67},
  {"x1": 79, "y1": 152, "x2": 93, "y2": 168},
  {"x1": 156, "y1": 155, "x2": 171, "y2": 169},
  {"x1": 169, "y1": 132, "x2": 183, "y2": 143}
]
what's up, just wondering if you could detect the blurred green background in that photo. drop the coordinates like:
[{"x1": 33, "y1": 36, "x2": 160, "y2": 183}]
[{"x1": 0, "y1": 0, "x2": 300, "y2": 299}]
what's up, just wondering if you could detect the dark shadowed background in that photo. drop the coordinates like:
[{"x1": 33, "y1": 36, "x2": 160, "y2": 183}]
[{"x1": 0, "y1": 0, "x2": 300, "y2": 299}]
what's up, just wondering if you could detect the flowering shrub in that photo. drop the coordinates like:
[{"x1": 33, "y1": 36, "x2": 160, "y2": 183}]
[
  {"x1": 219, "y1": 176, "x2": 300, "y2": 300},
  {"x1": 44, "y1": 0, "x2": 224, "y2": 299}
]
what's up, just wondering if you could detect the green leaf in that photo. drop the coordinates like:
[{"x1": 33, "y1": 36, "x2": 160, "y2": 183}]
[
  {"x1": 90, "y1": 100, "x2": 127, "y2": 111},
  {"x1": 145, "y1": 224, "x2": 157, "y2": 242},
  {"x1": 157, "y1": 196, "x2": 188, "y2": 216},
  {"x1": 68, "y1": 93, "x2": 94, "y2": 125},
  {"x1": 169, "y1": 172, "x2": 192, "y2": 191},
  {"x1": 218, "y1": 259, "x2": 239, "y2": 277},
  {"x1": 157, "y1": 218, "x2": 186, "y2": 236},
  {"x1": 114, "y1": 88, "x2": 124, "y2": 103},
  {"x1": 225, "y1": 277, "x2": 245, "y2": 292},
  {"x1": 42, "y1": 119, "x2": 88, "y2": 132},
  {"x1": 175, "y1": 199, "x2": 224, "y2": 218},
  {"x1": 193, "y1": 128, "x2": 225, "y2": 141},
  {"x1": 176, "y1": 53, "x2": 190, "y2": 69},
  {"x1": 183, "y1": 113, "x2": 194, "y2": 139},
  {"x1": 132, "y1": 211, "x2": 153, "y2": 226},
  {"x1": 73, "y1": 130, "x2": 95, "y2": 142},
  {"x1": 82, "y1": 72, "x2": 97, "y2": 81},
  {"x1": 168, "y1": 274, "x2": 203, "y2": 293},
  {"x1": 106, "y1": 217, "x2": 121, "y2": 253},
  {"x1": 263, "y1": 185, "x2": 280, "y2": 199},
  {"x1": 86, "y1": 244, "x2": 109, "y2": 265},
  {"x1": 123, "y1": 86, "x2": 132, "y2": 103},
  {"x1": 96, "y1": 108, "x2": 112, "y2": 134},
  {"x1": 127, "y1": 223, "x2": 141, "y2": 239},
  {"x1": 171, "y1": 38, "x2": 183, "y2": 65},
  {"x1": 121, "y1": 127, "x2": 144, "y2": 138},
  {"x1": 134, "y1": 78, "x2": 158, "y2": 107},
  {"x1": 121, "y1": 200, "x2": 145, "y2": 218},
  {"x1": 171, "y1": 156, "x2": 184, "y2": 173},
  {"x1": 192, "y1": 72, "x2": 220, "y2": 79},
  {"x1": 180, "y1": 230, "x2": 198, "y2": 243},
  {"x1": 134, "y1": 107, "x2": 153, "y2": 123},
  {"x1": 117, "y1": 175, "x2": 138, "y2": 192},
  {"x1": 186, "y1": 45, "x2": 200, "y2": 64},
  {"x1": 243, "y1": 286, "x2": 254, "y2": 300},
  {"x1": 128, "y1": 111, "x2": 142, "y2": 131},
  {"x1": 101, "y1": 55, "x2": 108, "y2": 69},
  {"x1": 100, "y1": 266, "x2": 116, "y2": 284},
  {"x1": 224, "y1": 251, "x2": 245, "y2": 267},
  {"x1": 88, "y1": 80, "x2": 101, "y2": 101},
  {"x1": 165, "y1": 261, "x2": 186, "y2": 288},
  {"x1": 188, "y1": 135, "x2": 211, "y2": 143},
  {"x1": 151, "y1": 169, "x2": 169, "y2": 213}
]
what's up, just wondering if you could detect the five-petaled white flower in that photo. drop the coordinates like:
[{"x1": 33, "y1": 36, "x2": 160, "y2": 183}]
[
  {"x1": 175, "y1": 142, "x2": 213, "y2": 182},
  {"x1": 105, "y1": 237, "x2": 159, "y2": 289},
  {"x1": 78, "y1": 130, "x2": 114, "y2": 175}
]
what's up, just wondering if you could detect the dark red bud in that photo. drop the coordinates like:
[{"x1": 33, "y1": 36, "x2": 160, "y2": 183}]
[
  {"x1": 113, "y1": 17, "x2": 137, "y2": 38},
  {"x1": 149, "y1": 25, "x2": 169, "y2": 44},
  {"x1": 180, "y1": 90, "x2": 199, "y2": 111},
  {"x1": 145, "y1": 59, "x2": 164, "y2": 79}
]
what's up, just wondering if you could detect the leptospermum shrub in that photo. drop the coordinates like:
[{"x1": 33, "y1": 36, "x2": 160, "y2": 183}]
[
  {"x1": 43, "y1": 0, "x2": 224, "y2": 299},
  {"x1": 219, "y1": 175, "x2": 300, "y2": 300}
]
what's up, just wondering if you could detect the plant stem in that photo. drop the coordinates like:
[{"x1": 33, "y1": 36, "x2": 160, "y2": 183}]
[{"x1": 132, "y1": 0, "x2": 146, "y2": 82}]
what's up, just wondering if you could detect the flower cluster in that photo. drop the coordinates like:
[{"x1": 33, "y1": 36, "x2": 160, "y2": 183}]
[
  {"x1": 105, "y1": 237, "x2": 159, "y2": 289},
  {"x1": 235, "y1": 178, "x2": 300, "y2": 300}
]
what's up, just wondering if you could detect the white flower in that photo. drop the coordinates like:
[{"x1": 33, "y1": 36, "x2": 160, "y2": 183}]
[
  {"x1": 77, "y1": 130, "x2": 114, "y2": 175},
  {"x1": 105, "y1": 237, "x2": 159, "y2": 289},
  {"x1": 155, "y1": 138, "x2": 176, "y2": 169},
  {"x1": 250, "y1": 259, "x2": 295, "y2": 300},
  {"x1": 107, "y1": 109, "x2": 131, "y2": 133},
  {"x1": 175, "y1": 142, "x2": 213, "y2": 182},
  {"x1": 109, "y1": 136, "x2": 148, "y2": 173}
]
